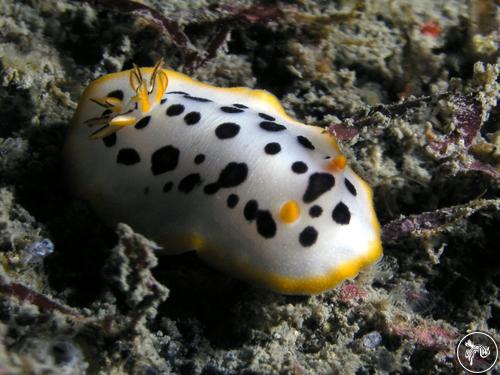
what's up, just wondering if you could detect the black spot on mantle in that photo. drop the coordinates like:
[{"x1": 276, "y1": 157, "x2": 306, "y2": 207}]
[
  {"x1": 332, "y1": 201, "x2": 351, "y2": 225},
  {"x1": 297, "y1": 135, "x2": 315, "y2": 150},
  {"x1": 256, "y1": 210, "x2": 277, "y2": 238},
  {"x1": 215, "y1": 123, "x2": 240, "y2": 139},
  {"x1": 116, "y1": 148, "x2": 140, "y2": 165},
  {"x1": 204, "y1": 162, "x2": 248, "y2": 195},
  {"x1": 299, "y1": 226, "x2": 318, "y2": 247},
  {"x1": 303, "y1": 173, "x2": 335, "y2": 203},
  {"x1": 151, "y1": 145, "x2": 180, "y2": 175},
  {"x1": 178, "y1": 173, "x2": 202, "y2": 193},
  {"x1": 345, "y1": 178, "x2": 357, "y2": 196}
]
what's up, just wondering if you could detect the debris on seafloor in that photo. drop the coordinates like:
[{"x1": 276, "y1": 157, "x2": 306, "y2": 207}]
[
  {"x1": 362, "y1": 331, "x2": 382, "y2": 349},
  {"x1": 80, "y1": 0, "x2": 285, "y2": 70},
  {"x1": 22, "y1": 238, "x2": 55, "y2": 264}
]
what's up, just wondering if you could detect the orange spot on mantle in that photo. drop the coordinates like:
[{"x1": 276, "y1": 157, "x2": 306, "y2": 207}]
[
  {"x1": 279, "y1": 200, "x2": 300, "y2": 223},
  {"x1": 326, "y1": 155, "x2": 347, "y2": 172}
]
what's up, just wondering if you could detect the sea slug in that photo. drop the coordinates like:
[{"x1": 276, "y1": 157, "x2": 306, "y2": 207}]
[{"x1": 64, "y1": 61, "x2": 382, "y2": 294}]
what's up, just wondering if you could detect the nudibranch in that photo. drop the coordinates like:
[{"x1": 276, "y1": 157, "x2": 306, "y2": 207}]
[{"x1": 64, "y1": 61, "x2": 382, "y2": 294}]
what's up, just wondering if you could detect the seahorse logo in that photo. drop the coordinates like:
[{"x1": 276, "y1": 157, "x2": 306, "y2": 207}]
[
  {"x1": 464, "y1": 339, "x2": 491, "y2": 366},
  {"x1": 457, "y1": 331, "x2": 498, "y2": 373}
]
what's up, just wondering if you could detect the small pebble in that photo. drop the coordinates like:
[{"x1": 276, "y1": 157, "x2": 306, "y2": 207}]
[
  {"x1": 407, "y1": 287, "x2": 432, "y2": 313},
  {"x1": 23, "y1": 238, "x2": 54, "y2": 263},
  {"x1": 363, "y1": 331, "x2": 382, "y2": 348},
  {"x1": 51, "y1": 340, "x2": 79, "y2": 366}
]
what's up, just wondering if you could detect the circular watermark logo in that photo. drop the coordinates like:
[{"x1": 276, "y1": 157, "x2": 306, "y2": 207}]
[{"x1": 456, "y1": 331, "x2": 498, "y2": 373}]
